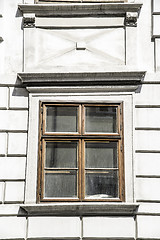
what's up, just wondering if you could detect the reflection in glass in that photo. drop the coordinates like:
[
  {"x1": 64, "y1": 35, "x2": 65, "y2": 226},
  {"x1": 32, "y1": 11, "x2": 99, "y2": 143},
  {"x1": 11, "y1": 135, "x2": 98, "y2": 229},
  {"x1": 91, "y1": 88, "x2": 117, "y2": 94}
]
[
  {"x1": 86, "y1": 171, "x2": 118, "y2": 198},
  {"x1": 46, "y1": 106, "x2": 78, "y2": 132},
  {"x1": 45, "y1": 172, "x2": 77, "y2": 198},
  {"x1": 85, "y1": 106, "x2": 117, "y2": 133},
  {"x1": 85, "y1": 142, "x2": 117, "y2": 168},
  {"x1": 45, "y1": 142, "x2": 78, "y2": 168}
]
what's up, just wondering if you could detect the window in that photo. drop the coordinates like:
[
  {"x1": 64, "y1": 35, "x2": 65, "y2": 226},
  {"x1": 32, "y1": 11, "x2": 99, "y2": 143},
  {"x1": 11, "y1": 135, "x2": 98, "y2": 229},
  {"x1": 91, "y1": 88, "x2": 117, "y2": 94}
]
[{"x1": 38, "y1": 103, "x2": 124, "y2": 202}]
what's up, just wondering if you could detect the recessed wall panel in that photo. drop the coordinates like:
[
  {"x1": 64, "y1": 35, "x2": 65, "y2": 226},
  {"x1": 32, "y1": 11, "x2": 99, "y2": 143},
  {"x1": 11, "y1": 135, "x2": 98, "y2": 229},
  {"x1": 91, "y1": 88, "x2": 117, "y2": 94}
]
[{"x1": 25, "y1": 27, "x2": 125, "y2": 72}]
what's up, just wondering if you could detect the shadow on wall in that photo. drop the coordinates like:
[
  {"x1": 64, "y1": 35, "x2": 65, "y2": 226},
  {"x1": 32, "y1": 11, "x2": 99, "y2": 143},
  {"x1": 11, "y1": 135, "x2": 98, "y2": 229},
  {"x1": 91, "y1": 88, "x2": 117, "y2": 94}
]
[{"x1": 12, "y1": 77, "x2": 29, "y2": 98}]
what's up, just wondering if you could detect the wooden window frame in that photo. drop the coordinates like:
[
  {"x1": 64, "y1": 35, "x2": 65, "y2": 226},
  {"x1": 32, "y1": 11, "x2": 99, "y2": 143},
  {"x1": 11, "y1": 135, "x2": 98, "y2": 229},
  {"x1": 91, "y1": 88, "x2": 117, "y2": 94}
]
[{"x1": 37, "y1": 102, "x2": 125, "y2": 202}]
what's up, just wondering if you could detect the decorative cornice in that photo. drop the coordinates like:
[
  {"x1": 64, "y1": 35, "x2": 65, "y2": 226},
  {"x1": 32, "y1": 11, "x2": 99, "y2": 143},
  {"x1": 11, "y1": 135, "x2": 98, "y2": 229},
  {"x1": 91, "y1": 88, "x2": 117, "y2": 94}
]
[
  {"x1": 17, "y1": 71, "x2": 146, "y2": 93},
  {"x1": 18, "y1": 3, "x2": 142, "y2": 18},
  {"x1": 18, "y1": 71, "x2": 146, "y2": 87},
  {"x1": 20, "y1": 203, "x2": 139, "y2": 216}
]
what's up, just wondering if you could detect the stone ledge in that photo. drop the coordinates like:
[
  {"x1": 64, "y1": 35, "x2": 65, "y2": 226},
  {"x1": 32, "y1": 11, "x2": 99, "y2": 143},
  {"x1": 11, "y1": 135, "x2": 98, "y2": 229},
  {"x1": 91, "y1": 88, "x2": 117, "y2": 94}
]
[
  {"x1": 18, "y1": 3, "x2": 142, "y2": 17},
  {"x1": 18, "y1": 71, "x2": 146, "y2": 87},
  {"x1": 20, "y1": 203, "x2": 139, "y2": 216}
]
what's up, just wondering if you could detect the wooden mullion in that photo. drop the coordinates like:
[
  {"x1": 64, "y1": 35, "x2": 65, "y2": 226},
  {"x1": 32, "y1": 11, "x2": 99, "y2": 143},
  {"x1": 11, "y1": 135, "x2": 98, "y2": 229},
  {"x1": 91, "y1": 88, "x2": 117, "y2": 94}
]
[
  {"x1": 81, "y1": 139, "x2": 85, "y2": 201},
  {"x1": 119, "y1": 102, "x2": 125, "y2": 202},
  {"x1": 42, "y1": 104, "x2": 46, "y2": 136},
  {"x1": 82, "y1": 133, "x2": 121, "y2": 137},
  {"x1": 44, "y1": 167, "x2": 79, "y2": 170},
  {"x1": 82, "y1": 104, "x2": 85, "y2": 135},
  {"x1": 78, "y1": 105, "x2": 82, "y2": 135},
  {"x1": 41, "y1": 135, "x2": 121, "y2": 140},
  {"x1": 41, "y1": 139, "x2": 45, "y2": 201},
  {"x1": 83, "y1": 103, "x2": 120, "y2": 107},
  {"x1": 45, "y1": 170, "x2": 77, "y2": 174},
  {"x1": 85, "y1": 170, "x2": 119, "y2": 174},
  {"x1": 44, "y1": 103, "x2": 80, "y2": 107},
  {"x1": 78, "y1": 139, "x2": 81, "y2": 200},
  {"x1": 37, "y1": 102, "x2": 43, "y2": 203}
]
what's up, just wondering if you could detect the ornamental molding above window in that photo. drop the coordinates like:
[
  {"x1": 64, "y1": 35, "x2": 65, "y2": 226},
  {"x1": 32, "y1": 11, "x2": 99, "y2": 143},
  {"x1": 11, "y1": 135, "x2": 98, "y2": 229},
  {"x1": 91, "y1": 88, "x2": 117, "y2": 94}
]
[
  {"x1": 18, "y1": 71, "x2": 146, "y2": 93},
  {"x1": 18, "y1": 3, "x2": 142, "y2": 26}
]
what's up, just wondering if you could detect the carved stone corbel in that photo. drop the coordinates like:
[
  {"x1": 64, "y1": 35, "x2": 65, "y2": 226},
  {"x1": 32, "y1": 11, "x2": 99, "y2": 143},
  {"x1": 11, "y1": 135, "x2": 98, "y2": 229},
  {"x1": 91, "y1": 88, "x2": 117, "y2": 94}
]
[
  {"x1": 23, "y1": 14, "x2": 35, "y2": 28},
  {"x1": 125, "y1": 12, "x2": 138, "y2": 27}
]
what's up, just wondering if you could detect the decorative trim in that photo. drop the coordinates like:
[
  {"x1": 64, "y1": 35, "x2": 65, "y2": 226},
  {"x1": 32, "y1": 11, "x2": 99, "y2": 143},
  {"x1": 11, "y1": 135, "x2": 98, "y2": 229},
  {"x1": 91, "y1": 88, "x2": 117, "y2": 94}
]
[
  {"x1": 20, "y1": 203, "x2": 139, "y2": 216},
  {"x1": 18, "y1": 71, "x2": 146, "y2": 88},
  {"x1": 18, "y1": 3, "x2": 142, "y2": 19},
  {"x1": 26, "y1": 86, "x2": 140, "y2": 93},
  {"x1": 23, "y1": 17, "x2": 35, "y2": 28},
  {"x1": 125, "y1": 12, "x2": 138, "y2": 27}
]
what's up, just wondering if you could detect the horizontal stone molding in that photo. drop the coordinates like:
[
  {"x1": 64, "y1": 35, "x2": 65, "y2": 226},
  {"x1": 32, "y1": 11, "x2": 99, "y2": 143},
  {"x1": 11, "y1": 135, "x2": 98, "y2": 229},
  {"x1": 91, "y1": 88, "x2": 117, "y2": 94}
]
[
  {"x1": 20, "y1": 203, "x2": 139, "y2": 216},
  {"x1": 18, "y1": 3, "x2": 142, "y2": 19},
  {"x1": 18, "y1": 71, "x2": 146, "y2": 93}
]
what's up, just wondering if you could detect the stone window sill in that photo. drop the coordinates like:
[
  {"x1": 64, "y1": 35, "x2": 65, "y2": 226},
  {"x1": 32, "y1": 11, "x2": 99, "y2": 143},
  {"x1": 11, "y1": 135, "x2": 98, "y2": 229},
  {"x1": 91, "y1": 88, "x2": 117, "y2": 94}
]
[{"x1": 20, "y1": 202, "x2": 139, "y2": 216}]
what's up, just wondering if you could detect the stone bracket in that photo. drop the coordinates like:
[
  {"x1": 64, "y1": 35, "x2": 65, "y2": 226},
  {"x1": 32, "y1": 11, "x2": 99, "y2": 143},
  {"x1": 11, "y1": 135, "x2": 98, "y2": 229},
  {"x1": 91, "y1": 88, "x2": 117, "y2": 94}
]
[
  {"x1": 23, "y1": 14, "x2": 35, "y2": 28},
  {"x1": 125, "y1": 12, "x2": 138, "y2": 27}
]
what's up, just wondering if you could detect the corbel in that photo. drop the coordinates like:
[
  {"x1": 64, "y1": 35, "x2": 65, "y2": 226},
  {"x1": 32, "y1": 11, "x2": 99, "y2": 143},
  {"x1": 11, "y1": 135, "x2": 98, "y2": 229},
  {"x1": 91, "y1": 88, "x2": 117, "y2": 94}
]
[
  {"x1": 125, "y1": 12, "x2": 138, "y2": 27},
  {"x1": 23, "y1": 13, "x2": 35, "y2": 28}
]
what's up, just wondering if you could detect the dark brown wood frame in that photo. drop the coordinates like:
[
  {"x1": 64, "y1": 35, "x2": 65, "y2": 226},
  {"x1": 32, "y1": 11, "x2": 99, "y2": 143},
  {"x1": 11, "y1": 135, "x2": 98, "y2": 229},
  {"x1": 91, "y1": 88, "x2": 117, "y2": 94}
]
[{"x1": 37, "y1": 102, "x2": 125, "y2": 202}]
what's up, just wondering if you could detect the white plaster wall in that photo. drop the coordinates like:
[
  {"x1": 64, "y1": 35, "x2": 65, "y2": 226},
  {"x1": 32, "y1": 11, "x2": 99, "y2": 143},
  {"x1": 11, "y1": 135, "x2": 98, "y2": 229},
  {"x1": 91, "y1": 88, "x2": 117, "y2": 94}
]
[{"x1": 137, "y1": 0, "x2": 154, "y2": 72}]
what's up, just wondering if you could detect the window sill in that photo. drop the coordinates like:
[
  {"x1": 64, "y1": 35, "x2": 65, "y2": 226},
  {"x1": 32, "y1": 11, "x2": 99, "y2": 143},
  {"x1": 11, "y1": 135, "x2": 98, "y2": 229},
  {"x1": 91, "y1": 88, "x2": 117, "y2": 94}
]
[{"x1": 20, "y1": 202, "x2": 139, "y2": 216}]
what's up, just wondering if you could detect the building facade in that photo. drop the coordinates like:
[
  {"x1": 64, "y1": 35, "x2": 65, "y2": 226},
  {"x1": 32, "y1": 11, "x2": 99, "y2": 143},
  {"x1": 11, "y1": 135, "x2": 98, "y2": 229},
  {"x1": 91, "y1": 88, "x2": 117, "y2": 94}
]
[{"x1": 0, "y1": 0, "x2": 160, "y2": 239}]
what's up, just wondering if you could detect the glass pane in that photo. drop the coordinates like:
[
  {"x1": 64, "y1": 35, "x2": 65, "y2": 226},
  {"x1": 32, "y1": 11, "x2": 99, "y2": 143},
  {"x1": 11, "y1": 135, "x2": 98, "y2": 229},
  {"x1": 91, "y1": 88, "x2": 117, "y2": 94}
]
[
  {"x1": 46, "y1": 106, "x2": 78, "y2": 132},
  {"x1": 45, "y1": 142, "x2": 78, "y2": 168},
  {"x1": 85, "y1": 106, "x2": 117, "y2": 133},
  {"x1": 86, "y1": 171, "x2": 118, "y2": 198},
  {"x1": 45, "y1": 172, "x2": 77, "y2": 198},
  {"x1": 85, "y1": 142, "x2": 117, "y2": 168}
]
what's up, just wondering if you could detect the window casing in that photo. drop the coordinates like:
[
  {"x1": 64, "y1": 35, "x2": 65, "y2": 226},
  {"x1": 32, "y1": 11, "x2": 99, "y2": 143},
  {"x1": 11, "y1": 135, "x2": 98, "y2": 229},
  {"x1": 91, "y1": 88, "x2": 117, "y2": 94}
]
[{"x1": 38, "y1": 103, "x2": 124, "y2": 202}]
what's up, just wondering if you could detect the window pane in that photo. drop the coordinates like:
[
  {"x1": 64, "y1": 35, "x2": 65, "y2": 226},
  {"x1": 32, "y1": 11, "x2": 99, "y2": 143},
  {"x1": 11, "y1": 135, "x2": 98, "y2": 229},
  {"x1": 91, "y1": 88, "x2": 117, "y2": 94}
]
[
  {"x1": 85, "y1": 171, "x2": 118, "y2": 198},
  {"x1": 45, "y1": 142, "x2": 78, "y2": 168},
  {"x1": 85, "y1": 106, "x2": 117, "y2": 133},
  {"x1": 46, "y1": 106, "x2": 78, "y2": 132},
  {"x1": 45, "y1": 172, "x2": 77, "y2": 198},
  {"x1": 85, "y1": 142, "x2": 118, "y2": 168}
]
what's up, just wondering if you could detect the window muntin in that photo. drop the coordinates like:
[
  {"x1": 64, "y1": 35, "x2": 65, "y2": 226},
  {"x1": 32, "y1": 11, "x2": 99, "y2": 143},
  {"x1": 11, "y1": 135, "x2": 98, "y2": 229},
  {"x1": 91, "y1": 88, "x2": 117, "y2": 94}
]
[{"x1": 38, "y1": 103, "x2": 124, "y2": 202}]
